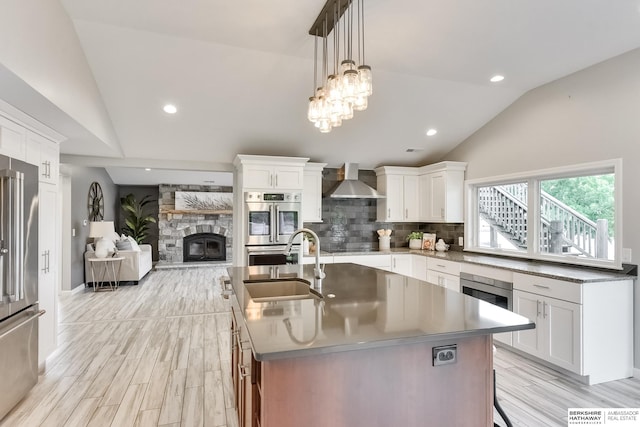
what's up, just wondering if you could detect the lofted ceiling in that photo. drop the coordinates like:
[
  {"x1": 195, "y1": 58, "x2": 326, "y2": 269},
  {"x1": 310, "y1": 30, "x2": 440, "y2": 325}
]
[{"x1": 57, "y1": 0, "x2": 640, "y2": 183}]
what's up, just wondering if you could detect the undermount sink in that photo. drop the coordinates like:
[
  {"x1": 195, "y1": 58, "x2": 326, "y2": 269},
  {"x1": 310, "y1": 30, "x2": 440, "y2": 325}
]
[{"x1": 244, "y1": 279, "x2": 321, "y2": 302}]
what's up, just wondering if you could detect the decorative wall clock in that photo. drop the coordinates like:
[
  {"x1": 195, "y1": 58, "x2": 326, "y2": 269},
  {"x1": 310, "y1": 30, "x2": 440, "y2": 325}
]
[{"x1": 88, "y1": 182, "x2": 104, "y2": 221}]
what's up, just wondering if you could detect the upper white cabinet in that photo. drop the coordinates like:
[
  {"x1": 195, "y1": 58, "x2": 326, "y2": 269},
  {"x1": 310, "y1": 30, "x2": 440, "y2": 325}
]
[
  {"x1": 375, "y1": 167, "x2": 419, "y2": 222},
  {"x1": 375, "y1": 162, "x2": 466, "y2": 223},
  {"x1": 302, "y1": 162, "x2": 326, "y2": 223},
  {"x1": 234, "y1": 155, "x2": 308, "y2": 190},
  {"x1": 26, "y1": 130, "x2": 59, "y2": 184},
  {"x1": 418, "y1": 162, "x2": 466, "y2": 223},
  {"x1": 0, "y1": 115, "x2": 27, "y2": 160}
]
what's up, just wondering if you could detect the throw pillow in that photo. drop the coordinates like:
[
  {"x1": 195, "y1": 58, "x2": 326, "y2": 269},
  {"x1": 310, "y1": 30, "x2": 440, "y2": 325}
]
[
  {"x1": 127, "y1": 236, "x2": 141, "y2": 252},
  {"x1": 116, "y1": 239, "x2": 133, "y2": 251}
]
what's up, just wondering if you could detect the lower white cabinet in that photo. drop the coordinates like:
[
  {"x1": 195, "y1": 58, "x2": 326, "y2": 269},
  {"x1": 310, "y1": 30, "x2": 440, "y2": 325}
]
[
  {"x1": 426, "y1": 258, "x2": 461, "y2": 292},
  {"x1": 511, "y1": 272, "x2": 633, "y2": 384},
  {"x1": 390, "y1": 254, "x2": 411, "y2": 276},
  {"x1": 426, "y1": 270, "x2": 460, "y2": 292},
  {"x1": 334, "y1": 254, "x2": 391, "y2": 270},
  {"x1": 410, "y1": 255, "x2": 427, "y2": 281},
  {"x1": 513, "y1": 289, "x2": 581, "y2": 373}
]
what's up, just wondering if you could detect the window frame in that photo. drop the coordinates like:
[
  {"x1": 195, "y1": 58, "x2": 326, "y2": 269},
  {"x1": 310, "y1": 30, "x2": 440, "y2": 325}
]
[{"x1": 464, "y1": 159, "x2": 623, "y2": 270}]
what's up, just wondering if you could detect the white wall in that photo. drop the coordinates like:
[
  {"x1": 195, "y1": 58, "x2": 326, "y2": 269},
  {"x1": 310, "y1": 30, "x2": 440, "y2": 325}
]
[
  {"x1": 0, "y1": 0, "x2": 121, "y2": 155},
  {"x1": 445, "y1": 47, "x2": 640, "y2": 369}
]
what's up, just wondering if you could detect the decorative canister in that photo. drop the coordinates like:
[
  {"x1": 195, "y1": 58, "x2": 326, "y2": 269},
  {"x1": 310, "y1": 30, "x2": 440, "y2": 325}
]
[{"x1": 379, "y1": 236, "x2": 391, "y2": 251}]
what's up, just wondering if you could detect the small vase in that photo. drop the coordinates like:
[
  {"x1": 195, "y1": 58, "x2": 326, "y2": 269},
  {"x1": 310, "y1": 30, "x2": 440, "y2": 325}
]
[{"x1": 409, "y1": 239, "x2": 422, "y2": 250}]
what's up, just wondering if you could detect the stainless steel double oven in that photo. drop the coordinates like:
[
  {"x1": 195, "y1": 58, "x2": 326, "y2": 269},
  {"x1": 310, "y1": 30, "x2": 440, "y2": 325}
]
[{"x1": 245, "y1": 191, "x2": 301, "y2": 266}]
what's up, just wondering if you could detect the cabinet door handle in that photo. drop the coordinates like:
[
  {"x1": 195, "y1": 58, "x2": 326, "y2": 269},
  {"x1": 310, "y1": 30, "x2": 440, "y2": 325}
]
[
  {"x1": 318, "y1": 208, "x2": 321, "y2": 218},
  {"x1": 393, "y1": 258, "x2": 396, "y2": 269},
  {"x1": 387, "y1": 208, "x2": 391, "y2": 218},
  {"x1": 533, "y1": 284, "x2": 550, "y2": 290},
  {"x1": 543, "y1": 302, "x2": 547, "y2": 319},
  {"x1": 42, "y1": 251, "x2": 47, "y2": 273},
  {"x1": 405, "y1": 208, "x2": 408, "y2": 219},
  {"x1": 441, "y1": 207, "x2": 444, "y2": 218},
  {"x1": 536, "y1": 300, "x2": 541, "y2": 317},
  {"x1": 46, "y1": 250, "x2": 50, "y2": 273},
  {"x1": 238, "y1": 363, "x2": 251, "y2": 378},
  {"x1": 436, "y1": 264, "x2": 446, "y2": 268},
  {"x1": 269, "y1": 174, "x2": 273, "y2": 187},
  {"x1": 275, "y1": 174, "x2": 278, "y2": 187}
]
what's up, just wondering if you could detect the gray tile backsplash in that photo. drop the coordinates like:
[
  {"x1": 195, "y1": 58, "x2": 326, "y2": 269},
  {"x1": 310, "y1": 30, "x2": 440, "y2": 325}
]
[{"x1": 303, "y1": 168, "x2": 464, "y2": 252}]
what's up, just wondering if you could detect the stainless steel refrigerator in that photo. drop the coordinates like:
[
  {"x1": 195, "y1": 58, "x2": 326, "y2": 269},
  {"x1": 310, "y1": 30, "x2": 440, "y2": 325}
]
[{"x1": 0, "y1": 154, "x2": 43, "y2": 420}]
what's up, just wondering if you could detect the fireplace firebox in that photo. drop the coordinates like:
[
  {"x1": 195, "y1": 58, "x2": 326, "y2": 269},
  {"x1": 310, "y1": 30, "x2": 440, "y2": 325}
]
[{"x1": 183, "y1": 233, "x2": 226, "y2": 262}]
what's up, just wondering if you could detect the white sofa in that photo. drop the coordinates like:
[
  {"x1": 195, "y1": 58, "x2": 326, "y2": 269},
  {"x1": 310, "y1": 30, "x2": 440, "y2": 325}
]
[{"x1": 85, "y1": 244, "x2": 153, "y2": 285}]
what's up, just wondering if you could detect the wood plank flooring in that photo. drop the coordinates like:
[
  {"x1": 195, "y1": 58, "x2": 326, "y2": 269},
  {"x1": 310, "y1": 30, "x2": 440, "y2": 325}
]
[{"x1": 1, "y1": 266, "x2": 638, "y2": 427}]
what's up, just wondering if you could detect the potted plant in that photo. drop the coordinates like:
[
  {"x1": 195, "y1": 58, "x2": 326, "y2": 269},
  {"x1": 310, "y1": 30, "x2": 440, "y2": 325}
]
[
  {"x1": 120, "y1": 193, "x2": 157, "y2": 244},
  {"x1": 406, "y1": 231, "x2": 423, "y2": 250}
]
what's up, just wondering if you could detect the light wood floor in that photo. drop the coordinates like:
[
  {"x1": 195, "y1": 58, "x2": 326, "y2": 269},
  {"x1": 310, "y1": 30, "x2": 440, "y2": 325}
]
[{"x1": 2, "y1": 267, "x2": 639, "y2": 427}]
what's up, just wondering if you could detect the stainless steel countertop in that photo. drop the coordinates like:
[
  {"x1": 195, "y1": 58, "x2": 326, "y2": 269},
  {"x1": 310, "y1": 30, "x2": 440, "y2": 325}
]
[
  {"x1": 306, "y1": 249, "x2": 636, "y2": 283},
  {"x1": 227, "y1": 263, "x2": 535, "y2": 361}
]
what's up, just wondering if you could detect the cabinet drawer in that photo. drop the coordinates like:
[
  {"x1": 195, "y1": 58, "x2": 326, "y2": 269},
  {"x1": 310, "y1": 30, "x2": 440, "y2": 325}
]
[
  {"x1": 513, "y1": 273, "x2": 582, "y2": 304},
  {"x1": 426, "y1": 258, "x2": 460, "y2": 276}
]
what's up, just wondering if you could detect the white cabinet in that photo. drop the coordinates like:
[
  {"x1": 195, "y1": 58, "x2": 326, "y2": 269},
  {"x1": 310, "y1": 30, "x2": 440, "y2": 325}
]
[
  {"x1": 242, "y1": 164, "x2": 304, "y2": 190},
  {"x1": 513, "y1": 289, "x2": 581, "y2": 374},
  {"x1": 418, "y1": 162, "x2": 466, "y2": 222},
  {"x1": 426, "y1": 258, "x2": 461, "y2": 292},
  {"x1": 333, "y1": 254, "x2": 391, "y2": 270},
  {"x1": 511, "y1": 273, "x2": 633, "y2": 384},
  {"x1": 300, "y1": 254, "x2": 334, "y2": 265},
  {"x1": 38, "y1": 182, "x2": 58, "y2": 365},
  {"x1": 426, "y1": 270, "x2": 460, "y2": 292},
  {"x1": 375, "y1": 162, "x2": 466, "y2": 223},
  {"x1": 0, "y1": 115, "x2": 27, "y2": 160},
  {"x1": 410, "y1": 255, "x2": 427, "y2": 280},
  {"x1": 375, "y1": 167, "x2": 419, "y2": 222},
  {"x1": 26, "y1": 130, "x2": 59, "y2": 184},
  {"x1": 390, "y1": 254, "x2": 412, "y2": 276},
  {"x1": 302, "y1": 162, "x2": 326, "y2": 223}
]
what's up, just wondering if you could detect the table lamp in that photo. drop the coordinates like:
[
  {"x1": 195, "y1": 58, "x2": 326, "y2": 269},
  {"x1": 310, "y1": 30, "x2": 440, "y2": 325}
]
[{"x1": 89, "y1": 221, "x2": 115, "y2": 258}]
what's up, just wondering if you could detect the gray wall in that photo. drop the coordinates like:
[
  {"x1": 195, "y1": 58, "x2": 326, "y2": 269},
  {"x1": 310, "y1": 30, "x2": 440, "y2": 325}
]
[
  {"x1": 68, "y1": 165, "x2": 118, "y2": 289},
  {"x1": 118, "y1": 185, "x2": 160, "y2": 261},
  {"x1": 444, "y1": 47, "x2": 640, "y2": 369}
]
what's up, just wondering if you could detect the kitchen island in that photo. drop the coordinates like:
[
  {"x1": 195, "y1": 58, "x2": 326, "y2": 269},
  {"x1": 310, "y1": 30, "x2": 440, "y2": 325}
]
[{"x1": 226, "y1": 263, "x2": 535, "y2": 427}]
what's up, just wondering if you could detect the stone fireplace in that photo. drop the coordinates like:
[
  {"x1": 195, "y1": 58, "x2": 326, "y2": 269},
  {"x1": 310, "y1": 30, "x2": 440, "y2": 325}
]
[
  {"x1": 158, "y1": 184, "x2": 233, "y2": 263},
  {"x1": 183, "y1": 232, "x2": 227, "y2": 262}
]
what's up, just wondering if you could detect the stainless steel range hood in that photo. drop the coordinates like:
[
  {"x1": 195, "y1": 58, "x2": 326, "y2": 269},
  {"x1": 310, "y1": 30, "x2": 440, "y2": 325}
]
[{"x1": 324, "y1": 163, "x2": 384, "y2": 199}]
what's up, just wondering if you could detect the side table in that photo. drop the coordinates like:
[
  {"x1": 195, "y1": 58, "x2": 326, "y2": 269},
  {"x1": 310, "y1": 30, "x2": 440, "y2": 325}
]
[{"x1": 88, "y1": 256, "x2": 125, "y2": 292}]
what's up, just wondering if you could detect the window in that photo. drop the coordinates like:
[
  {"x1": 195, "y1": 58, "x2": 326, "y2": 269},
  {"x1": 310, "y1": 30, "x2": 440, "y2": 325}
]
[{"x1": 465, "y1": 159, "x2": 622, "y2": 269}]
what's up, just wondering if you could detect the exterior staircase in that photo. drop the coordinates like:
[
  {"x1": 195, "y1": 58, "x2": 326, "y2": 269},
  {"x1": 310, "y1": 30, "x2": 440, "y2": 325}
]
[{"x1": 478, "y1": 184, "x2": 607, "y2": 258}]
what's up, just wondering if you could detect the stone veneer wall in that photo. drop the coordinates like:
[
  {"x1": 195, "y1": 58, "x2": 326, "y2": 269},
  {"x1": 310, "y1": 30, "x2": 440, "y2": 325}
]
[
  {"x1": 303, "y1": 168, "x2": 464, "y2": 252},
  {"x1": 158, "y1": 184, "x2": 233, "y2": 263}
]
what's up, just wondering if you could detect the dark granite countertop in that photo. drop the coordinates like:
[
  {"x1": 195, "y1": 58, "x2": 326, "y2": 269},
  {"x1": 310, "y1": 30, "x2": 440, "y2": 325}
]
[
  {"x1": 305, "y1": 249, "x2": 636, "y2": 283},
  {"x1": 227, "y1": 263, "x2": 535, "y2": 361}
]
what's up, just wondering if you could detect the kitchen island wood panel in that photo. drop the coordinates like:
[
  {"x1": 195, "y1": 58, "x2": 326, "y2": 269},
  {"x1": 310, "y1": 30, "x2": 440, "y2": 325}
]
[{"x1": 260, "y1": 335, "x2": 492, "y2": 427}]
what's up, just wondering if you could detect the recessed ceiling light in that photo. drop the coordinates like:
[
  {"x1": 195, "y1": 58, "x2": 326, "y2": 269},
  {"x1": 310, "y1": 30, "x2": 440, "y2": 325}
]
[
  {"x1": 426, "y1": 129, "x2": 438, "y2": 136},
  {"x1": 145, "y1": 168, "x2": 151, "y2": 171},
  {"x1": 490, "y1": 75, "x2": 504, "y2": 83},
  {"x1": 163, "y1": 104, "x2": 177, "y2": 114}
]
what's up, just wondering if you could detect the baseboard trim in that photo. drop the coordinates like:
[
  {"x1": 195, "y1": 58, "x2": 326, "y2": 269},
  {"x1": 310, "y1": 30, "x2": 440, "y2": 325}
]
[{"x1": 60, "y1": 284, "x2": 87, "y2": 296}]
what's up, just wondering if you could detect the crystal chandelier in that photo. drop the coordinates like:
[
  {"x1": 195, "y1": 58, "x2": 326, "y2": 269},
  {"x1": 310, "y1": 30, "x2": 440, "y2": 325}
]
[{"x1": 307, "y1": 0, "x2": 372, "y2": 133}]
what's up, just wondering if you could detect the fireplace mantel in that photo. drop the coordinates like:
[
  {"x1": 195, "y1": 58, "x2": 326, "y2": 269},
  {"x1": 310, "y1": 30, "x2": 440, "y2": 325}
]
[{"x1": 160, "y1": 209, "x2": 233, "y2": 215}]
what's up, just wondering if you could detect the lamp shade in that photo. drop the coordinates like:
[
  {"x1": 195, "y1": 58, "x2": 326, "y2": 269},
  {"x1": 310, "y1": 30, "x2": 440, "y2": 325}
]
[{"x1": 88, "y1": 221, "x2": 115, "y2": 238}]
